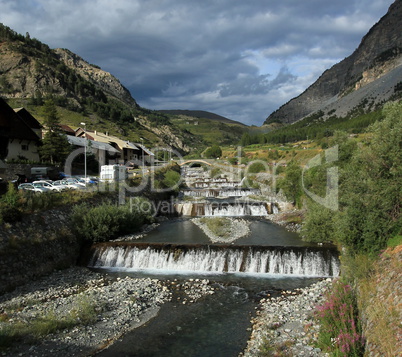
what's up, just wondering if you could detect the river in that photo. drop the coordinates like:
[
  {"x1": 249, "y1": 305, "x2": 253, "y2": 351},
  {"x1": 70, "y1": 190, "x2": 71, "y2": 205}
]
[{"x1": 88, "y1": 217, "x2": 338, "y2": 356}]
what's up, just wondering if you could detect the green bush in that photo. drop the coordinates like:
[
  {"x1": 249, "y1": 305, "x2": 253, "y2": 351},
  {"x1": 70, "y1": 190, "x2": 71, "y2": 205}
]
[
  {"x1": 70, "y1": 199, "x2": 153, "y2": 243},
  {"x1": 0, "y1": 183, "x2": 22, "y2": 224},
  {"x1": 301, "y1": 202, "x2": 335, "y2": 243},
  {"x1": 315, "y1": 279, "x2": 365, "y2": 356},
  {"x1": 162, "y1": 170, "x2": 181, "y2": 191},
  {"x1": 204, "y1": 145, "x2": 222, "y2": 159},
  {"x1": 247, "y1": 161, "x2": 267, "y2": 174}
]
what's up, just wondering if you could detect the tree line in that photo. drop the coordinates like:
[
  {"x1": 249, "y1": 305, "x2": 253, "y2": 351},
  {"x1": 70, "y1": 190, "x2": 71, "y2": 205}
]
[
  {"x1": 240, "y1": 110, "x2": 384, "y2": 146},
  {"x1": 279, "y1": 102, "x2": 402, "y2": 256}
]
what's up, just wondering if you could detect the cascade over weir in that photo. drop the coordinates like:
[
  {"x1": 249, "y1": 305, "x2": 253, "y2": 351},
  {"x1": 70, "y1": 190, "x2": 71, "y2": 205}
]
[
  {"x1": 87, "y1": 165, "x2": 339, "y2": 278},
  {"x1": 88, "y1": 242, "x2": 340, "y2": 277}
]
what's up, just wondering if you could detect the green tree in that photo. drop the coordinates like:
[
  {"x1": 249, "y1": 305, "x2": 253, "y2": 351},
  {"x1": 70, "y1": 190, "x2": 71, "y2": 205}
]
[
  {"x1": 302, "y1": 102, "x2": 402, "y2": 255},
  {"x1": 162, "y1": 169, "x2": 181, "y2": 192},
  {"x1": 336, "y1": 102, "x2": 402, "y2": 254},
  {"x1": 38, "y1": 99, "x2": 72, "y2": 165},
  {"x1": 204, "y1": 145, "x2": 222, "y2": 159},
  {"x1": 301, "y1": 202, "x2": 335, "y2": 243},
  {"x1": 278, "y1": 162, "x2": 303, "y2": 207},
  {"x1": 240, "y1": 132, "x2": 251, "y2": 146}
]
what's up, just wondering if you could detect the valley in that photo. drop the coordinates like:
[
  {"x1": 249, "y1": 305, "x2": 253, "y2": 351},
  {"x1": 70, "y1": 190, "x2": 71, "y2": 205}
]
[{"x1": 0, "y1": 1, "x2": 401, "y2": 356}]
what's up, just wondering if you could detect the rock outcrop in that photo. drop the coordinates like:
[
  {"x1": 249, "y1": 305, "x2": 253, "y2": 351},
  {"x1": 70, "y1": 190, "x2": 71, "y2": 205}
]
[{"x1": 265, "y1": 0, "x2": 402, "y2": 124}]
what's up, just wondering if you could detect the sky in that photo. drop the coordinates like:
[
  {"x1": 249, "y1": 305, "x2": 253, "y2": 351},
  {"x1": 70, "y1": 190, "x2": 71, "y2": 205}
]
[{"x1": 0, "y1": 0, "x2": 395, "y2": 126}]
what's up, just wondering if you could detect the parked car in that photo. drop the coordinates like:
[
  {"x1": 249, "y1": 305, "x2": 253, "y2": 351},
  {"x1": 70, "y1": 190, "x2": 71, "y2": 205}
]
[
  {"x1": 52, "y1": 180, "x2": 70, "y2": 191},
  {"x1": 18, "y1": 183, "x2": 51, "y2": 194},
  {"x1": 32, "y1": 181, "x2": 65, "y2": 192},
  {"x1": 54, "y1": 180, "x2": 83, "y2": 190},
  {"x1": 65, "y1": 178, "x2": 86, "y2": 187}
]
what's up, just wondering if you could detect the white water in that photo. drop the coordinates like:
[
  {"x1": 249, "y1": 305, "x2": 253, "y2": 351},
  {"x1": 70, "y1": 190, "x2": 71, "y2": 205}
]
[
  {"x1": 204, "y1": 203, "x2": 268, "y2": 216},
  {"x1": 217, "y1": 189, "x2": 260, "y2": 197},
  {"x1": 182, "y1": 189, "x2": 261, "y2": 198},
  {"x1": 89, "y1": 245, "x2": 340, "y2": 277}
]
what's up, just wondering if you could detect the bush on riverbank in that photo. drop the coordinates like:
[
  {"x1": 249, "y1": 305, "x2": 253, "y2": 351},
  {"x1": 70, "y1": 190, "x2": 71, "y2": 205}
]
[
  {"x1": 315, "y1": 279, "x2": 365, "y2": 356},
  {"x1": 0, "y1": 182, "x2": 103, "y2": 224},
  {"x1": 70, "y1": 197, "x2": 154, "y2": 243}
]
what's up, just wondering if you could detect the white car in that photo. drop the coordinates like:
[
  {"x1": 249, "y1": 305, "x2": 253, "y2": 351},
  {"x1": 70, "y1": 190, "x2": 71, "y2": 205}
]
[
  {"x1": 32, "y1": 181, "x2": 65, "y2": 192},
  {"x1": 52, "y1": 180, "x2": 70, "y2": 191},
  {"x1": 65, "y1": 178, "x2": 86, "y2": 187},
  {"x1": 56, "y1": 180, "x2": 83, "y2": 190},
  {"x1": 18, "y1": 183, "x2": 51, "y2": 194}
]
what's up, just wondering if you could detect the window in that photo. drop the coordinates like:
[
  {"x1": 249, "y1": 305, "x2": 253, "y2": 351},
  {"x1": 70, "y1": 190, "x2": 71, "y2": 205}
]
[{"x1": 21, "y1": 144, "x2": 29, "y2": 151}]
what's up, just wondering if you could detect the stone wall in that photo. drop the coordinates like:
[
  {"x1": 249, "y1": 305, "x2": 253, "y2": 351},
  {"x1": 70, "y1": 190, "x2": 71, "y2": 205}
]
[
  {"x1": 1, "y1": 163, "x2": 32, "y2": 182},
  {"x1": 0, "y1": 205, "x2": 81, "y2": 295},
  {"x1": 0, "y1": 163, "x2": 63, "y2": 182}
]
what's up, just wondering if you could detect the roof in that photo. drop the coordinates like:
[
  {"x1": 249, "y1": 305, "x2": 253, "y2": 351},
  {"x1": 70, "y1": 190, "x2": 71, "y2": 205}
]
[
  {"x1": 0, "y1": 98, "x2": 40, "y2": 141},
  {"x1": 67, "y1": 135, "x2": 120, "y2": 153},
  {"x1": 14, "y1": 108, "x2": 43, "y2": 130},
  {"x1": 58, "y1": 124, "x2": 75, "y2": 135},
  {"x1": 82, "y1": 131, "x2": 140, "y2": 150},
  {"x1": 135, "y1": 143, "x2": 154, "y2": 156}
]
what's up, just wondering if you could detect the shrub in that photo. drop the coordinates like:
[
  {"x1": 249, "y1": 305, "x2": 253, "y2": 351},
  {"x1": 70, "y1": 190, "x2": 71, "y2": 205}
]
[
  {"x1": 315, "y1": 279, "x2": 365, "y2": 356},
  {"x1": 387, "y1": 235, "x2": 402, "y2": 248},
  {"x1": 301, "y1": 202, "x2": 335, "y2": 243},
  {"x1": 70, "y1": 199, "x2": 153, "y2": 243},
  {"x1": 247, "y1": 161, "x2": 267, "y2": 174},
  {"x1": 204, "y1": 145, "x2": 222, "y2": 159},
  {"x1": 0, "y1": 183, "x2": 22, "y2": 224}
]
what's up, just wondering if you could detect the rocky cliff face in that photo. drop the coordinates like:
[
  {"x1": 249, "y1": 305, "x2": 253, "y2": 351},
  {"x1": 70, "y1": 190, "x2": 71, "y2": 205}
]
[
  {"x1": 0, "y1": 26, "x2": 201, "y2": 152},
  {"x1": 53, "y1": 48, "x2": 137, "y2": 107},
  {"x1": 265, "y1": 0, "x2": 402, "y2": 124},
  {"x1": 0, "y1": 39, "x2": 137, "y2": 108}
]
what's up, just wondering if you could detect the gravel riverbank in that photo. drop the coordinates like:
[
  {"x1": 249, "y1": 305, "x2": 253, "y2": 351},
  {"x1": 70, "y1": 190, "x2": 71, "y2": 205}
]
[
  {"x1": 1, "y1": 266, "x2": 332, "y2": 357},
  {"x1": 0, "y1": 267, "x2": 213, "y2": 357},
  {"x1": 242, "y1": 278, "x2": 332, "y2": 357}
]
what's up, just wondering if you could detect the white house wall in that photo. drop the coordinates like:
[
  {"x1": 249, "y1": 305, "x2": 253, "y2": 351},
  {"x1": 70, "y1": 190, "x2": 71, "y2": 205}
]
[{"x1": 7, "y1": 140, "x2": 40, "y2": 162}]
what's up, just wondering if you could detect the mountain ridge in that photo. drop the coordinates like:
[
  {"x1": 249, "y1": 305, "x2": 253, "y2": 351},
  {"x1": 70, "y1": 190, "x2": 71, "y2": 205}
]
[
  {"x1": 0, "y1": 24, "x2": 233, "y2": 152},
  {"x1": 158, "y1": 109, "x2": 247, "y2": 126},
  {"x1": 264, "y1": 0, "x2": 402, "y2": 125}
]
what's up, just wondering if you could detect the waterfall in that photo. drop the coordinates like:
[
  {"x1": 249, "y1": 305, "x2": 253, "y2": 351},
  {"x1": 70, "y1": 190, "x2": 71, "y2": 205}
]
[
  {"x1": 272, "y1": 203, "x2": 279, "y2": 214},
  {"x1": 204, "y1": 203, "x2": 268, "y2": 216},
  {"x1": 217, "y1": 189, "x2": 261, "y2": 197},
  {"x1": 181, "y1": 188, "x2": 261, "y2": 198},
  {"x1": 88, "y1": 243, "x2": 340, "y2": 277}
]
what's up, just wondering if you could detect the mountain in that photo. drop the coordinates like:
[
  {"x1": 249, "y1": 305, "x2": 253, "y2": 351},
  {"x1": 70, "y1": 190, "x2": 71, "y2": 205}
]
[
  {"x1": 158, "y1": 109, "x2": 247, "y2": 126},
  {"x1": 158, "y1": 109, "x2": 248, "y2": 147},
  {"x1": 0, "y1": 24, "x2": 204, "y2": 153},
  {"x1": 264, "y1": 0, "x2": 402, "y2": 125}
]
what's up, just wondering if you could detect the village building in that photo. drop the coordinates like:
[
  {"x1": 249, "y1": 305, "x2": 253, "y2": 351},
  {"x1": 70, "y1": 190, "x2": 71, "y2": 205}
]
[
  {"x1": 66, "y1": 135, "x2": 120, "y2": 166},
  {"x1": 13, "y1": 107, "x2": 43, "y2": 139},
  {"x1": 75, "y1": 129, "x2": 153, "y2": 166},
  {"x1": 0, "y1": 98, "x2": 41, "y2": 162}
]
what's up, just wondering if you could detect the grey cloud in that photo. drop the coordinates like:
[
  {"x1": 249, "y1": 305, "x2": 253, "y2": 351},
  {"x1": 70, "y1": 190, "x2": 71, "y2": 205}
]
[{"x1": 0, "y1": 0, "x2": 394, "y2": 125}]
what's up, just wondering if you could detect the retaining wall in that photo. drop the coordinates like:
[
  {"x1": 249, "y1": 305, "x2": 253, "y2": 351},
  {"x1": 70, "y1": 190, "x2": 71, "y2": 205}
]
[{"x1": 0, "y1": 206, "x2": 81, "y2": 295}]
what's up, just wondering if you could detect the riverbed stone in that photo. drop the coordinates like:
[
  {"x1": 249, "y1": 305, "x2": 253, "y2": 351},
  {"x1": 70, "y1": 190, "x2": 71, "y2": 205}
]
[{"x1": 241, "y1": 279, "x2": 332, "y2": 357}]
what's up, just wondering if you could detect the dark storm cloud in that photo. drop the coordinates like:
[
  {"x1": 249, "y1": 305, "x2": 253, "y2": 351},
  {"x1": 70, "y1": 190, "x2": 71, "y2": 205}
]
[{"x1": 0, "y1": 0, "x2": 394, "y2": 125}]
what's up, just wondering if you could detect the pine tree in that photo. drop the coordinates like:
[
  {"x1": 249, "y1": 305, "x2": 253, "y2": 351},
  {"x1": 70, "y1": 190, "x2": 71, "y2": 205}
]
[{"x1": 38, "y1": 99, "x2": 72, "y2": 165}]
